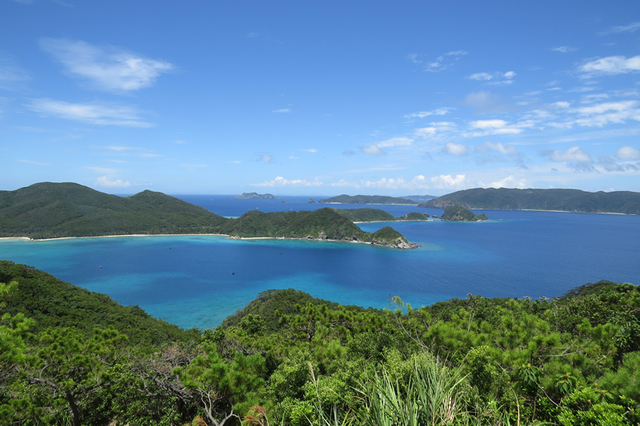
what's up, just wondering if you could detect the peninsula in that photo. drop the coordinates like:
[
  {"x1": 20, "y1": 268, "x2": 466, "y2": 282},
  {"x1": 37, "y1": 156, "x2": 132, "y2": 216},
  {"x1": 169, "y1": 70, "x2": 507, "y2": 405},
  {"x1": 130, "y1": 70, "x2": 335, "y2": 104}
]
[
  {"x1": 0, "y1": 182, "x2": 419, "y2": 249},
  {"x1": 319, "y1": 194, "x2": 417, "y2": 205},
  {"x1": 333, "y1": 208, "x2": 429, "y2": 222},
  {"x1": 421, "y1": 187, "x2": 640, "y2": 215}
]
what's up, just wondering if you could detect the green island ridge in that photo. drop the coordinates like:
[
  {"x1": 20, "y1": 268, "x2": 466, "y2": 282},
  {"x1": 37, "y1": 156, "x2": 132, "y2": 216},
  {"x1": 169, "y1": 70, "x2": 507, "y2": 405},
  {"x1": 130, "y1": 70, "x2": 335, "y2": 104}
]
[
  {"x1": 0, "y1": 182, "x2": 418, "y2": 249},
  {"x1": 1, "y1": 260, "x2": 639, "y2": 425},
  {"x1": 319, "y1": 194, "x2": 418, "y2": 205},
  {"x1": 440, "y1": 205, "x2": 488, "y2": 222},
  {"x1": 421, "y1": 187, "x2": 640, "y2": 215},
  {"x1": 235, "y1": 192, "x2": 276, "y2": 199},
  {"x1": 333, "y1": 208, "x2": 429, "y2": 222}
]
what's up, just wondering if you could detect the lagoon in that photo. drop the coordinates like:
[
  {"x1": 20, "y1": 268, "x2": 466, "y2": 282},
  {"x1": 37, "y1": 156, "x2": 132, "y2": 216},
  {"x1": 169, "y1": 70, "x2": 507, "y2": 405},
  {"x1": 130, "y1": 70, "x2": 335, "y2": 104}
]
[{"x1": 0, "y1": 195, "x2": 638, "y2": 329}]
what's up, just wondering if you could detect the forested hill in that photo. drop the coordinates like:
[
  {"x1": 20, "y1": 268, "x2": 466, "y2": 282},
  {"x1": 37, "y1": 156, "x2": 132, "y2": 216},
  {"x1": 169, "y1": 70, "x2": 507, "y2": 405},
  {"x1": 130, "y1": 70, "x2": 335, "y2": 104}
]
[
  {"x1": 2, "y1": 261, "x2": 640, "y2": 425},
  {"x1": 0, "y1": 182, "x2": 229, "y2": 238},
  {"x1": 319, "y1": 194, "x2": 417, "y2": 205},
  {"x1": 0, "y1": 183, "x2": 418, "y2": 248},
  {"x1": 422, "y1": 187, "x2": 640, "y2": 214}
]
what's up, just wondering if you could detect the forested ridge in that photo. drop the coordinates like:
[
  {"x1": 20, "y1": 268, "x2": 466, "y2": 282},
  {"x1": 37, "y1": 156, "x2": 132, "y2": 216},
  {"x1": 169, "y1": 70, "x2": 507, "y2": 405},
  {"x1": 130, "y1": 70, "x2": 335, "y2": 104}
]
[
  {"x1": 422, "y1": 187, "x2": 640, "y2": 214},
  {"x1": 0, "y1": 183, "x2": 414, "y2": 247},
  {"x1": 1, "y1": 261, "x2": 639, "y2": 425}
]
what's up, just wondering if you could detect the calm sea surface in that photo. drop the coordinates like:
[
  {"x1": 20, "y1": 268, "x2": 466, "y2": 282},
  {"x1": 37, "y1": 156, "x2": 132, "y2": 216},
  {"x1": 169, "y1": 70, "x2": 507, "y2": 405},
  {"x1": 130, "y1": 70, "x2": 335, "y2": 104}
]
[{"x1": 1, "y1": 195, "x2": 638, "y2": 330}]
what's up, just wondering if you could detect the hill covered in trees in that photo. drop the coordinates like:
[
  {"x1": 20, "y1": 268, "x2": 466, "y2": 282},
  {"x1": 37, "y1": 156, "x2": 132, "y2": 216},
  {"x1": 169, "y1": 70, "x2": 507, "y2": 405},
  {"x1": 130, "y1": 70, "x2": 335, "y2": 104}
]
[
  {"x1": 421, "y1": 187, "x2": 640, "y2": 214},
  {"x1": 0, "y1": 183, "x2": 418, "y2": 248},
  {"x1": 1, "y1": 261, "x2": 639, "y2": 425},
  {"x1": 319, "y1": 194, "x2": 417, "y2": 205},
  {"x1": 333, "y1": 208, "x2": 429, "y2": 222}
]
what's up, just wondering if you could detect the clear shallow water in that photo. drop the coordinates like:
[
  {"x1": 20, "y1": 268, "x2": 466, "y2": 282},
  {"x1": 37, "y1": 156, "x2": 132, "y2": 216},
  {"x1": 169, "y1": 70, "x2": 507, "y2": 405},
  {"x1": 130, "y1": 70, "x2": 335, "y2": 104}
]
[{"x1": 1, "y1": 195, "x2": 638, "y2": 330}]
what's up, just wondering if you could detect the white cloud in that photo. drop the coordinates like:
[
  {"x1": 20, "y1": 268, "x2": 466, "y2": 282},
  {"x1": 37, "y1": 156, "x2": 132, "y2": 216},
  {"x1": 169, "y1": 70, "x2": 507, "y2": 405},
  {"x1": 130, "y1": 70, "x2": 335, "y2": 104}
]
[
  {"x1": 39, "y1": 38, "x2": 173, "y2": 93},
  {"x1": 574, "y1": 100, "x2": 640, "y2": 127},
  {"x1": 415, "y1": 127, "x2": 436, "y2": 138},
  {"x1": 617, "y1": 146, "x2": 640, "y2": 159},
  {"x1": 542, "y1": 146, "x2": 592, "y2": 163},
  {"x1": 465, "y1": 119, "x2": 523, "y2": 136},
  {"x1": 462, "y1": 91, "x2": 512, "y2": 114},
  {"x1": 430, "y1": 174, "x2": 467, "y2": 189},
  {"x1": 95, "y1": 176, "x2": 131, "y2": 188},
  {"x1": 361, "y1": 144, "x2": 386, "y2": 156},
  {"x1": 579, "y1": 55, "x2": 640, "y2": 77},
  {"x1": 272, "y1": 108, "x2": 291, "y2": 113},
  {"x1": 443, "y1": 142, "x2": 469, "y2": 156},
  {"x1": 28, "y1": 98, "x2": 154, "y2": 127},
  {"x1": 252, "y1": 176, "x2": 323, "y2": 187},
  {"x1": 551, "y1": 101, "x2": 571, "y2": 108},
  {"x1": 469, "y1": 72, "x2": 494, "y2": 81},
  {"x1": 405, "y1": 107, "x2": 453, "y2": 119},
  {"x1": 484, "y1": 175, "x2": 527, "y2": 188},
  {"x1": 303, "y1": 148, "x2": 318, "y2": 153}
]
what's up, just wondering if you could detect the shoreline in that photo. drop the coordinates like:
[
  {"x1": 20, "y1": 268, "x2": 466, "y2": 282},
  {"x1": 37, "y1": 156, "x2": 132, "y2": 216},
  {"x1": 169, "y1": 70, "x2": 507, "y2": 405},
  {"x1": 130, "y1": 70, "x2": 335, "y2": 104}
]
[{"x1": 0, "y1": 233, "x2": 420, "y2": 249}]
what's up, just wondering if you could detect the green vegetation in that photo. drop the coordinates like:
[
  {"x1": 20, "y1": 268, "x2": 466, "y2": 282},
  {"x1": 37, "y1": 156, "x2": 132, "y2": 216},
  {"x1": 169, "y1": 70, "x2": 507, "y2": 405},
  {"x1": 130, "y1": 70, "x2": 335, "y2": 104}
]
[
  {"x1": 422, "y1": 187, "x2": 640, "y2": 214},
  {"x1": 440, "y1": 205, "x2": 488, "y2": 222},
  {"x1": 1, "y1": 263, "x2": 639, "y2": 425},
  {"x1": 0, "y1": 183, "x2": 418, "y2": 248},
  {"x1": 333, "y1": 208, "x2": 428, "y2": 222},
  {"x1": 0, "y1": 182, "x2": 229, "y2": 239},
  {"x1": 319, "y1": 194, "x2": 417, "y2": 205}
]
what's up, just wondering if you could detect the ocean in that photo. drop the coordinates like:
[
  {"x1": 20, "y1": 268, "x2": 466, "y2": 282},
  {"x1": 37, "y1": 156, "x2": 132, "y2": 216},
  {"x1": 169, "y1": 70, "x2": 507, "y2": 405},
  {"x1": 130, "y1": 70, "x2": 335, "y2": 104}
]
[{"x1": 1, "y1": 195, "x2": 638, "y2": 330}]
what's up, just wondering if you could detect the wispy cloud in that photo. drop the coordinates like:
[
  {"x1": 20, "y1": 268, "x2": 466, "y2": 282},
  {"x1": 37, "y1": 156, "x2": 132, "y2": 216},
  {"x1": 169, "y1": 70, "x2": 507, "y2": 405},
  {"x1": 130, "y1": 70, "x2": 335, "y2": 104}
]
[
  {"x1": 540, "y1": 146, "x2": 594, "y2": 172},
  {"x1": 302, "y1": 148, "x2": 318, "y2": 153},
  {"x1": 464, "y1": 119, "x2": 523, "y2": 137},
  {"x1": 424, "y1": 50, "x2": 467, "y2": 72},
  {"x1": 258, "y1": 153, "x2": 274, "y2": 163},
  {"x1": 442, "y1": 142, "x2": 469, "y2": 156},
  {"x1": 252, "y1": 176, "x2": 323, "y2": 187},
  {"x1": 28, "y1": 98, "x2": 154, "y2": 127},
  {"x1": 462, "y1": 91, "x2": 512, "y2": 114},
  {"x1": 468, "y1": 71, "x2": 516, "y2": 85},
  {"x1": 0, "y1": 54, "x2": 30, "y2": 90},
  {"x1": 405, "y1": 107, "x2": 453, "y2": 119},
  {"x1": 39, "y1": 38, "x2": 173, "y2": 93},
  {"x1": 602, "y1": 22, "x2": 640, "y2": 34},
  {"x1": 272, "y1": 108, "x2": 291, "y2": 113},
  {"x1": 551, "y1": 46, "x2": 577, "y2": 53}
]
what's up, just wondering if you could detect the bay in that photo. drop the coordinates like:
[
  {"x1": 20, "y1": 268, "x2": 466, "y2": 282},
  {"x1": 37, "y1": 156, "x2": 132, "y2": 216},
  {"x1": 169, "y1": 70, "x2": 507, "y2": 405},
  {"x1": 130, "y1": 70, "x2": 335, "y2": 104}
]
[{"x1": 0, "y1": 195, "x2": 638, "y2": 330}]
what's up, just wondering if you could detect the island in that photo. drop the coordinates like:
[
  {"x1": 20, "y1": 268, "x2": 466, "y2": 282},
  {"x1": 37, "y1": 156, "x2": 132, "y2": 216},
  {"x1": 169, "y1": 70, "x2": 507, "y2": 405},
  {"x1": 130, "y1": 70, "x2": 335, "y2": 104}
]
[
  {"x1": 333, "y1": 208, "x2": 429, "y2": 222},
  {"x1": 235, "y1": 192, "x2": 275, "y2": 199},
  {"x1": 420, "y1": 187, "x2": 640, "y2": 215},
  {"x1": 319, "y1": 194, "x2": 417, "y2": 205},
  {"x1": 0, "y1": 182, "x2": 419, "y2": 249},
  {"x1": 440, "y1": 205, "x2": 488, "y2": 222}
]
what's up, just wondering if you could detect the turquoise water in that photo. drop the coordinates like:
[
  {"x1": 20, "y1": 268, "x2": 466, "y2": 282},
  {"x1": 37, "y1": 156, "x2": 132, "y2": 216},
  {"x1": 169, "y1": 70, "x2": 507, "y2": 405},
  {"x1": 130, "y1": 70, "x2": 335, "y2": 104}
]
[{"x1": 1, "y1": 196, "x2": 638, "y2": 330}]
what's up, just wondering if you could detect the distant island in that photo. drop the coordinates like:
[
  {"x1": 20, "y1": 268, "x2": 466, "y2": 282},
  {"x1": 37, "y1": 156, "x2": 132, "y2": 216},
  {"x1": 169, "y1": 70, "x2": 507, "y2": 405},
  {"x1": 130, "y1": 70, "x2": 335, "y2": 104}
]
[
  {"x1": 402, "y1": 194, "x2": 437, "y2": 202},
  {"x1": 235, "y1": 192, "x2": 275, "y2": 199},
  {"x1": 440, "y1": 206, "x2": 487, "y2": 222},
  {"x1": 319, "y1": 194, "x2": 417, "y2": 205},
  {"x1": 333, "y1": 208, "x2": 429, "y2": 222},
  {"x1": 421, "y1": 187, "x2": 640, "y2": 215},
  {"x1": 0, "y1": 183, "x2": 419, "y2": 249}
]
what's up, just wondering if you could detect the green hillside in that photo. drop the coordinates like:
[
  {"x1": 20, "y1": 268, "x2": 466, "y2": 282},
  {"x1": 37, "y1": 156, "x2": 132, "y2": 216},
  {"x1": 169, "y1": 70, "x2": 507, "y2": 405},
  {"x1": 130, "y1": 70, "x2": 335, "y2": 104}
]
[
  {"x1": 319, "y1": 194, "x2": 417, "y2": 205},
  {"x1": 333, "y1": 208, "x2": 428, "y2": 222},
  {"x1": 440, "y1": 205, "x2": 488, "y2": 221},
  {"x1": 0, "y1": 182, "x2": 229, "y2": 239},
  {"x1": 0, "y1": 183, "x2": 418, "y2": 248},
  {"x1": 2, "y1": 263, "x2": 640, "y2": 425},
  {"x1": 422, "y1": 187, "x2": 640, "y2": 214}
]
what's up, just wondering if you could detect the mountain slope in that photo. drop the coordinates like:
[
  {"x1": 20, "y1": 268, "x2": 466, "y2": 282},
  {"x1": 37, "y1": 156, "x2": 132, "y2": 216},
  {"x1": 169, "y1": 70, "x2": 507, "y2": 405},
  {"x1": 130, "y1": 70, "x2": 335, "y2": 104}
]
[{"x1": 422, "y1": 188, "x2": 640, "y2": 214}]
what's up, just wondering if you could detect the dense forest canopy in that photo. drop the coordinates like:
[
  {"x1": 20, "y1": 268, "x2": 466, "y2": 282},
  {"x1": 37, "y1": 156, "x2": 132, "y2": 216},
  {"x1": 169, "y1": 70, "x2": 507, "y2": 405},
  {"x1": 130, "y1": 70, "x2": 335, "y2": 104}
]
[{"x1": 1, "y1": 260, "x2": 639, "y2": 425}]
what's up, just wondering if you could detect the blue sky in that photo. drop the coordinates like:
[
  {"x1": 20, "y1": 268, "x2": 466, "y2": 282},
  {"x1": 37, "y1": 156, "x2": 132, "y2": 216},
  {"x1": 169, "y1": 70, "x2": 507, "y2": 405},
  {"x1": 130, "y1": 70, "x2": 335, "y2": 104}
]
[{"x1": 2, "y1": 0, "x2": 640, "y2": 196}]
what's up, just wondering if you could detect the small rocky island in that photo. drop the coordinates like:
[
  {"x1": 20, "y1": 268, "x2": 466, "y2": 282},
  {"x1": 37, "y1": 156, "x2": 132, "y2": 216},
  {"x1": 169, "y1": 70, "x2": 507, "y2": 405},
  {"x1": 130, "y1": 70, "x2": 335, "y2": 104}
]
[
  {"x1": 440, "y1": 205, "x2": 488, "y2": 222},
  {"x1": 235, "y1": 192, "x2": 275, "y2": 199}
]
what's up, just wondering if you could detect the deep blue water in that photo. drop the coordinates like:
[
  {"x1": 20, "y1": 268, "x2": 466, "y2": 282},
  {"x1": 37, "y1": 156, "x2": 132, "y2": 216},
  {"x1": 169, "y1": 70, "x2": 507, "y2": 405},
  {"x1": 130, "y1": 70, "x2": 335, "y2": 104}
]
[{"x1": 1, "y1": 195, "x2": 638, "y2": 330}]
